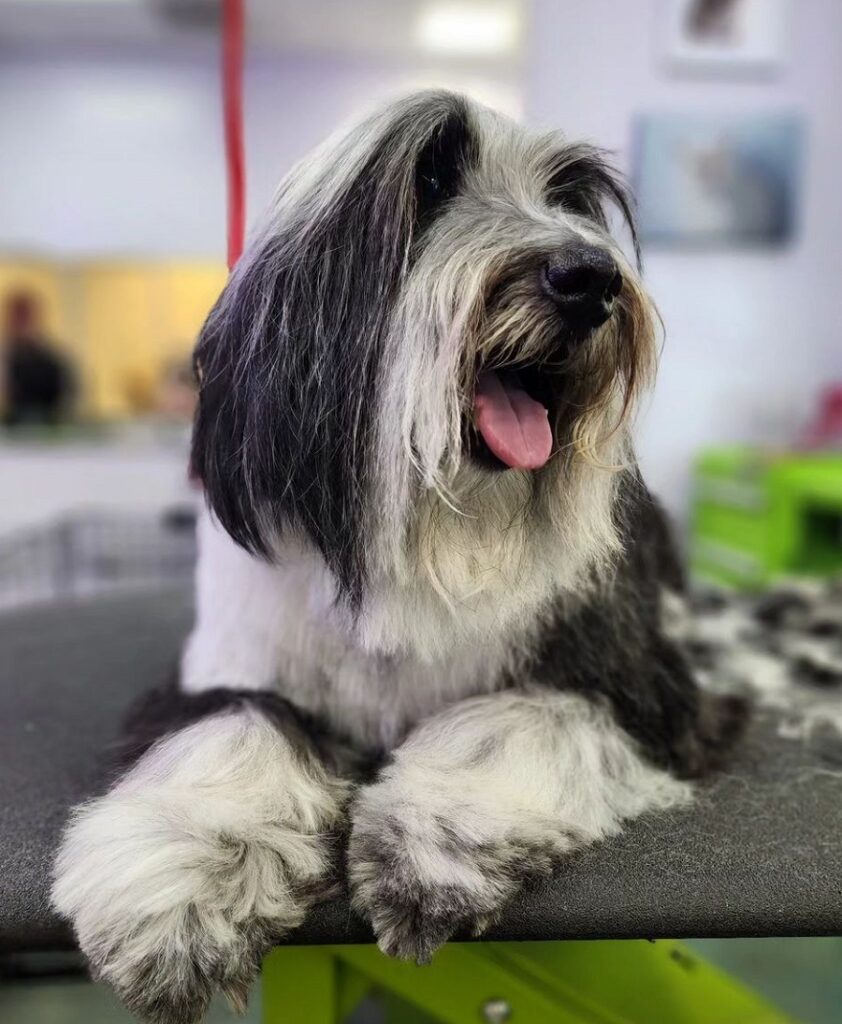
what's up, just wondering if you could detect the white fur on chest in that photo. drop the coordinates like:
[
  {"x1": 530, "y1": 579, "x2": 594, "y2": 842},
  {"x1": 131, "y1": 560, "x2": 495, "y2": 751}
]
[{"x1": 182, "y1": 511, "x2": 517, "y2": 751}]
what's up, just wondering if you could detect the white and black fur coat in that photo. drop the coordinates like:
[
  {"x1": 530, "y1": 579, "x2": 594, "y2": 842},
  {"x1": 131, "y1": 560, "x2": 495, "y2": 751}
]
[{"x1": 52, "y1": 90, "x2": 747, "y2": 1024}]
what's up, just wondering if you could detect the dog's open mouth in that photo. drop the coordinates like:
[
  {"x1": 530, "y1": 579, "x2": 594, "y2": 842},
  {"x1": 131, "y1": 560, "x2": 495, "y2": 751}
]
[{"x1": 471, "y1": 366, "x2": 555, "y2": 471}]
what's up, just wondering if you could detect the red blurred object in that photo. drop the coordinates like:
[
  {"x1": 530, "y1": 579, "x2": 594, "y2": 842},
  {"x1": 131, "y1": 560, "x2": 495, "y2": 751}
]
[
  {"x1": 801, "y1": 385, "x2": 842, "y2": 449},
  {"x1": 222, "y1": 0, "x2": 245, "y2": 270}
]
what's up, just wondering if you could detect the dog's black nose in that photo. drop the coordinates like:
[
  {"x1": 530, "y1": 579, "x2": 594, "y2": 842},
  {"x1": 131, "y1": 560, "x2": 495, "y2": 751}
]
[{"x1": 543, "y1": 244, "x2": 622, "y2": 329}]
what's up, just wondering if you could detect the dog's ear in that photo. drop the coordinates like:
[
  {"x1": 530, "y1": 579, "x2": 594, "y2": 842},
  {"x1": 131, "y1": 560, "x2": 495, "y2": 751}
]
[{"x1": 190, "y1": 92, "x2": 473, "y2": 606}]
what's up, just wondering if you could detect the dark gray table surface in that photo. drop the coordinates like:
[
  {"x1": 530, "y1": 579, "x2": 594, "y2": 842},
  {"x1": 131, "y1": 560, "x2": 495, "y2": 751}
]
[{"x1": 2, "y1": 588, "x2": 841, "y2": 954}]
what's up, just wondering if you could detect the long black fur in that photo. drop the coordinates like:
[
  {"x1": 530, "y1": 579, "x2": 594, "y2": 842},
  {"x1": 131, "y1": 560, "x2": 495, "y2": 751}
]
[{"x1": 191, "y1": 94, "x2": 478, "y2": 608}]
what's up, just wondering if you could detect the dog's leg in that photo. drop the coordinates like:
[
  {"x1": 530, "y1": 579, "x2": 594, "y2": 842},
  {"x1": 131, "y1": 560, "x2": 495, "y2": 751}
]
[
  {"x1": 52, "y1": 700, "x2": 349, "y2": 1024},
  {"x1": 349, "y1": 688, "x2": 691, "y2": 963}
]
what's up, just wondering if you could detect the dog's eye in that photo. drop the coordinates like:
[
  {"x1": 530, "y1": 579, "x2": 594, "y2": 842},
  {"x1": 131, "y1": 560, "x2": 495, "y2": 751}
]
[
  {"x1": 414, "y1": 112, "x2": 470, "y2": 229},
  {"x1": 415, "y1": 156, "x2": 459, "y2": 231},
  {"x1": 419, "y1": 172, "x2": 444, "y2": 204},
  {"x1": 416, "y1": 161, "x2": 456, "y2": 219}
]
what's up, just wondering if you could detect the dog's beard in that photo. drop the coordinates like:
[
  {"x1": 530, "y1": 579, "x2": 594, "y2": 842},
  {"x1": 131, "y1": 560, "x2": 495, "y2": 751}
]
[{"x1": 365, "y1": 244, "x2": 657, "y2": 661}]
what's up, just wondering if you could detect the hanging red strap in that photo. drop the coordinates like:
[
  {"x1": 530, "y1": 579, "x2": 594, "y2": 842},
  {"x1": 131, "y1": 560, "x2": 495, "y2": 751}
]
[{"x1": 222, "y1": 0, "x2": 245, "y2": 270}]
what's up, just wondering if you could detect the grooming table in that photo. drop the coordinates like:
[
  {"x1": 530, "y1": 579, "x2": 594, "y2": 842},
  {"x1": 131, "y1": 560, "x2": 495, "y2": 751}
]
[{"x1": 2, "y1": 590, "x2": 840, "y2": 1022}]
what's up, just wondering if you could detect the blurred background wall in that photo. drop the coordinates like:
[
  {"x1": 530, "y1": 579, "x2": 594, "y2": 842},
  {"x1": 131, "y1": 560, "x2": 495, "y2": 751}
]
[
  {"x1": 0, "y1": 9, "x2": 521, "y2": 257},
  {"x1": 0, "y1": 0, "x2": 840, "y2": 600}
]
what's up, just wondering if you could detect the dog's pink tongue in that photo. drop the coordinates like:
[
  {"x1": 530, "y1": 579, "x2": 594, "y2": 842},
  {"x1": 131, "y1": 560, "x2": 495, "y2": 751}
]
[{"x1": 474, "y1": 370, "x2": 553, "y2": 470}]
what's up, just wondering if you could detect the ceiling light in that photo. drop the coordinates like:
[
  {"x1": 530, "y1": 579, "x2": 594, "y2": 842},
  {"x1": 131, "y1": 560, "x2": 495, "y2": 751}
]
[{"x1": 416, "y1": 3, "x2": 519, "y2": 57}]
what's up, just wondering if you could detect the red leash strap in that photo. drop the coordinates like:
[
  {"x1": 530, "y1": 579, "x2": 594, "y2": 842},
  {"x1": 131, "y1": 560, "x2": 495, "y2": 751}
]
[{"x1": 222, "y1": 0, "x2": 245, "y2": 270}]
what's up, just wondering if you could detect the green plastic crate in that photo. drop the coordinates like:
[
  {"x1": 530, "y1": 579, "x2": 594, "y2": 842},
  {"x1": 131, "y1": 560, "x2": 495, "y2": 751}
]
[{"x1": 691, "y1": 446, "x2": 842, "y2": 588}]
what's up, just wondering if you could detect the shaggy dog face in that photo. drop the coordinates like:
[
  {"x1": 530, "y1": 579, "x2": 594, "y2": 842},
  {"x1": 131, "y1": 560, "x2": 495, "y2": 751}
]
[{"x1": 191, "y1": 91, "x2": 658, "y2": 658}]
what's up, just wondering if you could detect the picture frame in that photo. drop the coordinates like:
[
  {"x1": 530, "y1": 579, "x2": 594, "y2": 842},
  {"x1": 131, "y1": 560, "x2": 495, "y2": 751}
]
[
  {"x1": 661, "y1": 0, "x2": 788, "y2": 74},
  {"x1": 633, "y1": 113, "x2": 803, "y2": 248}
]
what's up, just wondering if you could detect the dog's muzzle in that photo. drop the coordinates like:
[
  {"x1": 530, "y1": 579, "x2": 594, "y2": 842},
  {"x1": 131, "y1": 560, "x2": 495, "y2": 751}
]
[
  {"x1": 470, "y1": 243, "x2": 624, "y2": 474},
  {"x1": 542, "y1": 242, "x2": 622, "y2": 331}
]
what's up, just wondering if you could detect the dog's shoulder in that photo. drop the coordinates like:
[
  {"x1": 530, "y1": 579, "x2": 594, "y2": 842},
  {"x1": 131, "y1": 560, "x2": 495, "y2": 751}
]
[
  {"x1": 519, "y1": 469, "x2": 748, "y2": 775},
  {"x1": 613, "y1": 468, "x2": 686, "y2": 595}
]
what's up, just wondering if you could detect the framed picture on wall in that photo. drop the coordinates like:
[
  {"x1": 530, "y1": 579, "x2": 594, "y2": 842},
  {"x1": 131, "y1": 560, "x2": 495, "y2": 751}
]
[
  {"x1": 661, "y1": 0, "x2": 788, "y2": 73},
  {"x1": 632, "y1": 114, "x2": 803, "y2": 248}
]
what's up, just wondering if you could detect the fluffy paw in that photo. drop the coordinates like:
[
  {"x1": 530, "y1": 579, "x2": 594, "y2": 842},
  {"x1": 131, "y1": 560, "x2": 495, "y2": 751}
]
[
  {"x1": 348, "y1": 786, "x2": 573, "y2": 963},
  {"x1": 349, "y1": 691, "x2": 694, "y2": 963},
  {"x1": 85, "y1": 911, "x2": 279, "y2": 1024},
  {"x1": 52, "y1": 711, "x2": 348, "y2": 1023}
]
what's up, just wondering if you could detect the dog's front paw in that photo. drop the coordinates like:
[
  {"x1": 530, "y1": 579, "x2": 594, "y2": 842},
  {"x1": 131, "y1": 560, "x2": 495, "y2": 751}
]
[
  {"x1": 77, "y1": 909, "x2": 278, "y2": 1024},
  {"x1": 348, "y1": 780, "x2": 572, "y2": 964},
  {"x1": 52, "y1": 712, "x2": 348, "y2": 1023}
]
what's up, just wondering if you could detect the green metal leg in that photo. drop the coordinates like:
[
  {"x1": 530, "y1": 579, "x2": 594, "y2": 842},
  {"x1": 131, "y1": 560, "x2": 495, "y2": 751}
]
[
  {"x1": 263, "y1": 947, "x2": 336, "y2": 1024},
  {"x1": 263, "y1": 940, "x2": 797, "y2": 1024},
  {"x1": 263, "y1": 946, "x2": 376, "y2": 1023}
]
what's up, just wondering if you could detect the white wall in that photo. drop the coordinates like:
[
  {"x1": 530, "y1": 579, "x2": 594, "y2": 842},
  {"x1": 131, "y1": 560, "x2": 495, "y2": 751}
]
[
  {"x1": 526, "y1": 0, "x2": 842, "y2": 519},
  {"x1": 0, "y1": 55, "x2": 226, "y2": 257},
  {"x1": 0, "y1": 50, "x2": 519, "y2": 258},
  {"x1": 0, "y1": 439, "x2": 193, "y2": 535}
]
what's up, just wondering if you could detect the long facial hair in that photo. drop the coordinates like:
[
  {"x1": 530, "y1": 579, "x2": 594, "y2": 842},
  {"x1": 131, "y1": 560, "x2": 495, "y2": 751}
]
[{"x1": 190, "y1": 90, "x2": 660, "y2": 658}]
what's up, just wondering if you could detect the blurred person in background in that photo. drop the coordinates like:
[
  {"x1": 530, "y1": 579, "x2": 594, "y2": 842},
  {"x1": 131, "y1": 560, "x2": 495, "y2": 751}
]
[
  {"x1": 1, "y1": 288, "x2": 74, "y2": 428},
  {"x1": 156, "y1": 357, "x2": 198, "y2": 423}
]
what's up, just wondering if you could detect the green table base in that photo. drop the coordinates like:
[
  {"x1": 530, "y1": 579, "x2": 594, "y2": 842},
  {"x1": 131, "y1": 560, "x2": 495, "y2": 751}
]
[{"x1": 263, "y1": 940, "x2": 795, "y2": 1024}]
